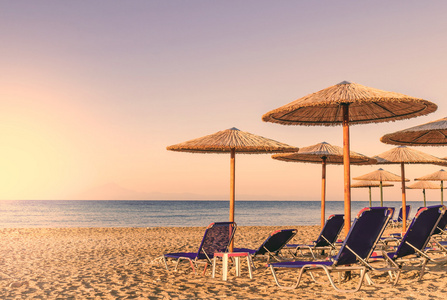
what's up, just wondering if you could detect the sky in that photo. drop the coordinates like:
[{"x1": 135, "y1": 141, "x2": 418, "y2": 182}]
[{"x1": 1, "y1": 1, "x2": 447, "y2": 202}]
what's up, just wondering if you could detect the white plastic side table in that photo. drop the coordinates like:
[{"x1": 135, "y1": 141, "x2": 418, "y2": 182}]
[{"x1": 212, "y1": 252, "x2": 253, "y2": 281}]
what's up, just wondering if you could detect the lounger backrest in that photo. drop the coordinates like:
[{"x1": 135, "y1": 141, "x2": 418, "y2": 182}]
[
  {"x1": 314, "y1": 214, "x2": 344, "y2": 247},
  {"x1": 334, "y1": 207, "x2": 393, "y2": 266},
  {"x1": 389, "y1": 207, "x2": 396, "y2": 220},
  {"x1": 393, "y1": 205, "x2": 444, "y2": 259},
  {"x1": 198, "y1": 222, "x2": 237, "y2": 259},
  {"x1": 255, "y1": 229, "x2": 297, "y2": 255},
  {"x1": 397, "y1": 205, "x2": 411, "y2": 222},
  {"x1": 433, "y1": 210, "x2": 447, "y2": 235}
]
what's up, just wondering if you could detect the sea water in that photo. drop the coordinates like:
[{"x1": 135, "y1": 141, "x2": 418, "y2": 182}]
[{"x1": 0, "y1": 200, "x2": 420, "y2": 228}]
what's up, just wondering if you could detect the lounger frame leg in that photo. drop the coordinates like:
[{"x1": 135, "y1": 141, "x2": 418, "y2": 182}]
[
  {"x1": 247, "y1": 255, "x2": 253, "y2": 279},
  {"x1": 234, "y1": 257, "x2": 241, "y2": 277},
  {"x1": 223, "y1": 255, "x2": 231, "y2": 281},
  {"x1": 212, "y1": 256, "x2": 217, "y2": 278},
  {"x1": 270, "y1": 265, "x2": 367, "y2": 293},
  {"x1": 162, "y1": 256, "x2": 169, "y2": 270}
]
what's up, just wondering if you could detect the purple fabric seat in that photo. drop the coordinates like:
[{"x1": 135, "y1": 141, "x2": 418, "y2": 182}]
[
  {"x1": 161, "y1": 222, "x2": 236, "y2": 274},
  {"x1": 370, "y1": 205, "x2": 446, "y2": 283},
  {"x1": 390, "y1": 205, "x2": 411, "y2": 227},
  {"x1": 270, "y1": 260, "x2": 333, "y2": 268},
  {"x1": 233, "y1": 229, "x2": 297, "y2": 263},
  {"x1": 268, "y1": 207, "x2": 393, "y2": 292},
  {"x1": 285, "y1": 214, "x2": 344, "y2": 259},
  {"x1": 432, "y1": 209, "x2": 447, "y2": 235},
  {"x1": 424, "y1": 211, "x2": 447, "y2": 253},
  {"x1": 164, "y1": 252, "x2": 198, "y2": 260},
  {"x1": 387, "y1": 205, "x2": 443, "y2": 260}
]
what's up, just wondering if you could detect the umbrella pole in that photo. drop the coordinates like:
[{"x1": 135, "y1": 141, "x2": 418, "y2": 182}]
[
  {"x1": 400, "y1": 162, "x2": 407, "y2": 232},
  {"x1": 342, "y1": 104, "x2": 351, "y2": 236},
  {"x1": 321, "y1": 157, "x2": 327, "y2": 230},
  {"x1": 229, "y1": 148, "x2": 236, "y2": 251},
  {"x1": 423, "y1": 189, "x2": 426, "y2": 207},
  {"x1": 368, "y1": 187, "x2": 372, "y2": 207},
  {"x1": 380, "y1": 181, "x2": 383, "y2": 207},
  {"x1": 441, "y1": 181, "x2": 444, "y2": 205}
]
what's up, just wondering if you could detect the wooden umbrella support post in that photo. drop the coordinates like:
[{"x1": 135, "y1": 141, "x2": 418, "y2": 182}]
[
  {"x1": 229, "y1": 148, "x2": 236, "y2": 251},
  {"x1": 401, "y1": 162, "x2": 407, "y2": 232},
  {"x1": 342, "y1": 104, "x2": 351, "y2": 236},
  {"x1": 321, "y1": 156, "x2": 327, "y2": 230},
  {"x1": 230, "y1": 148, "x2": 236, "y2": 223},
  {"x1": 442, "y1": 181, "x2": 444, "y2": 205}
]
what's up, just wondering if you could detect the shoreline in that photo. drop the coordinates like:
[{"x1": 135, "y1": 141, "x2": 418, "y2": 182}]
[{"x1": 1, "y1": 226, "x2": 447, "y2": 299}]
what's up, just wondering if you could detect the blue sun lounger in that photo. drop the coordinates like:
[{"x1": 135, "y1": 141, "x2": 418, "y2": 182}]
[
  {"x1": 369, "y1": 205, "x2": 446, "y2": 283},
  {"x1": 233, "y1": 229, "x2": 297, "y2": 265},
  {"x1": 161, "y1": 222, "x2": 236, "y2": 274},
  {"x1": 285, "y1": 214, "x2": 344, "y2": 259},
  {"x1": 390, "y1": 205, "x2": 411, "y2": 228},
  {"x1": 427, "y1": 213, "x2": 447, "y2": 251},
  {"x1": 268, "y1": 207, "x2": 393, "y2": 292},
  {"x1": 428, "y1": 211, "x2": 447, "y2": 253},
  {"x1": 431, "y1": 209, "x2": 447, "y2": 237}
]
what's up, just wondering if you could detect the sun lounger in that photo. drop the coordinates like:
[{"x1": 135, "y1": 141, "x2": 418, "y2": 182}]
[
  {"x1": 369, "y1": 205, "x2": 446, "y2": 283},
  {"x1": 161, "y1": 222, "x2": 236, "y2": 274},
  {"x1": 432, "y1": 208, "x2": 447, "y2": 237},
  {"x1": 378, "y1": 207, "x2": 402, "y2": 245},
  {"x1": 268, "y1": 207, "x2": 393, "y2": 292},
  {"x1": 284, "y1": 214, "x2": 344, "y2": 259},
  {"x1": 423, "y1": 209, "x2": 447, "y2": 254},
  {"x1": 233, "y1": 229, "x2": 297, "y2": 265},
  {"x1": 390, "y1": 205, "x2": 411, "y2": 228}
]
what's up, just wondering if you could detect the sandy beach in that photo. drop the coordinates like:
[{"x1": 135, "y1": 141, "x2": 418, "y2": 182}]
[{"x1": 1, "y1": 225, "x2": 447, "y2": 299}]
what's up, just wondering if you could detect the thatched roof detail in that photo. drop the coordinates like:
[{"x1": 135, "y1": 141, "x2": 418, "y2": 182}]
[
  {"x1": 262, "y1": 81, "x2": 437, "y2": 126},
  {"x1": 381, "y1": 117, "x2": 447, "y2": 146},
  {"x1": 415, "y1": 169, "x2": 447, "y2": 181},
  {"x1": 407, "y1": 181, "x2": 441, "y2": 189},
  {"x1": 373, "y1": 146, "x2": 447, "y2": 166},
  {"x1": 166, "y1": 127, "x2": 299, "y2": 154},
  {"x1": 353, "y1": 168, "x2": 408, "y2": 182},
  {"x1": 351, "y1": 180, "x2": 394, "y2": 188},
  {"x1": 271, "y1": 142, "x2": 376, "y2": 165}
]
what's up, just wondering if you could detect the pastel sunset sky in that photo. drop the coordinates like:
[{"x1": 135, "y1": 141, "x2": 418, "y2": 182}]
[{"x1": 1, "y1": 1, "x2": 447, "y2": 202}]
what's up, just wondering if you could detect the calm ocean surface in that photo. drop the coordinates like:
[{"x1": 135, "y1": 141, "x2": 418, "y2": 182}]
[{"x1": 0, "y1": 200, "x2": 421, "y2": 228}]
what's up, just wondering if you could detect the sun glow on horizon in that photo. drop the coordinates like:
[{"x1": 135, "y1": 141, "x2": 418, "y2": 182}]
[{"x1": 1, "y1": 1, "x2": 447, "y2": 201}]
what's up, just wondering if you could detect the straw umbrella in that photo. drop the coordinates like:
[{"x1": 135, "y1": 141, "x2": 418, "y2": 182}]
[
  {"x1": 407, "y1": 181, "x2": 441, "y2": 207},
  {"x1": 373, "y1": 146, "x2": 446, "y2": 231},
  {"x1": 351, "y1": 180, "x2": 394, "y2": 207},
  {"x1": 353, "y1": 168, "x2": 406, "y2": 207},
  {"x1": 271, "y1": 142, "x2": 376, "y2": 229},
  {"x1": 381, "y1": 117, "x2": 447, "y2": 146},
  {"x1": 380, "y1": 117, "x2": 447, "y2": 205},
  {"x1": 262, "y1": 81, "x2": 437, "y2": 235},
  {"x1": 167, "y1": 127, "x2": 298, "y2": 224},
  {"x1": 415, "y1": 169, "x2": 447, "y2": 205}
]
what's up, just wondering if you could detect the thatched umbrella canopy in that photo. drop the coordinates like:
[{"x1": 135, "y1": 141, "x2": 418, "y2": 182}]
[
  {"x1": 381, "y1": 117, "x2": 447, "y2": 146},
  {"x1": 351, "y1": 180, "x2": 394, "y2": 207},
  {"x1": 415, "y1": 169, "x2": 447, "y2": 205},
  {"x1": 407, "y1": 181, "x2": 441, "y2": 207},
  {"x1": 272, "y1": 142, "x2": 376, "y2": 229},
  {"x1": 353, "y1": 168, "x2": 407, "y2": 207},
  {"x1": 373, "y1": 146, "x2": 446, "y2": 231},
  {"x1": 167, "y1": 127, "x2": 298, "y2": 231},
  {"x1": 262, "y1": 81, "x2": 437, "y2": 235}
]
